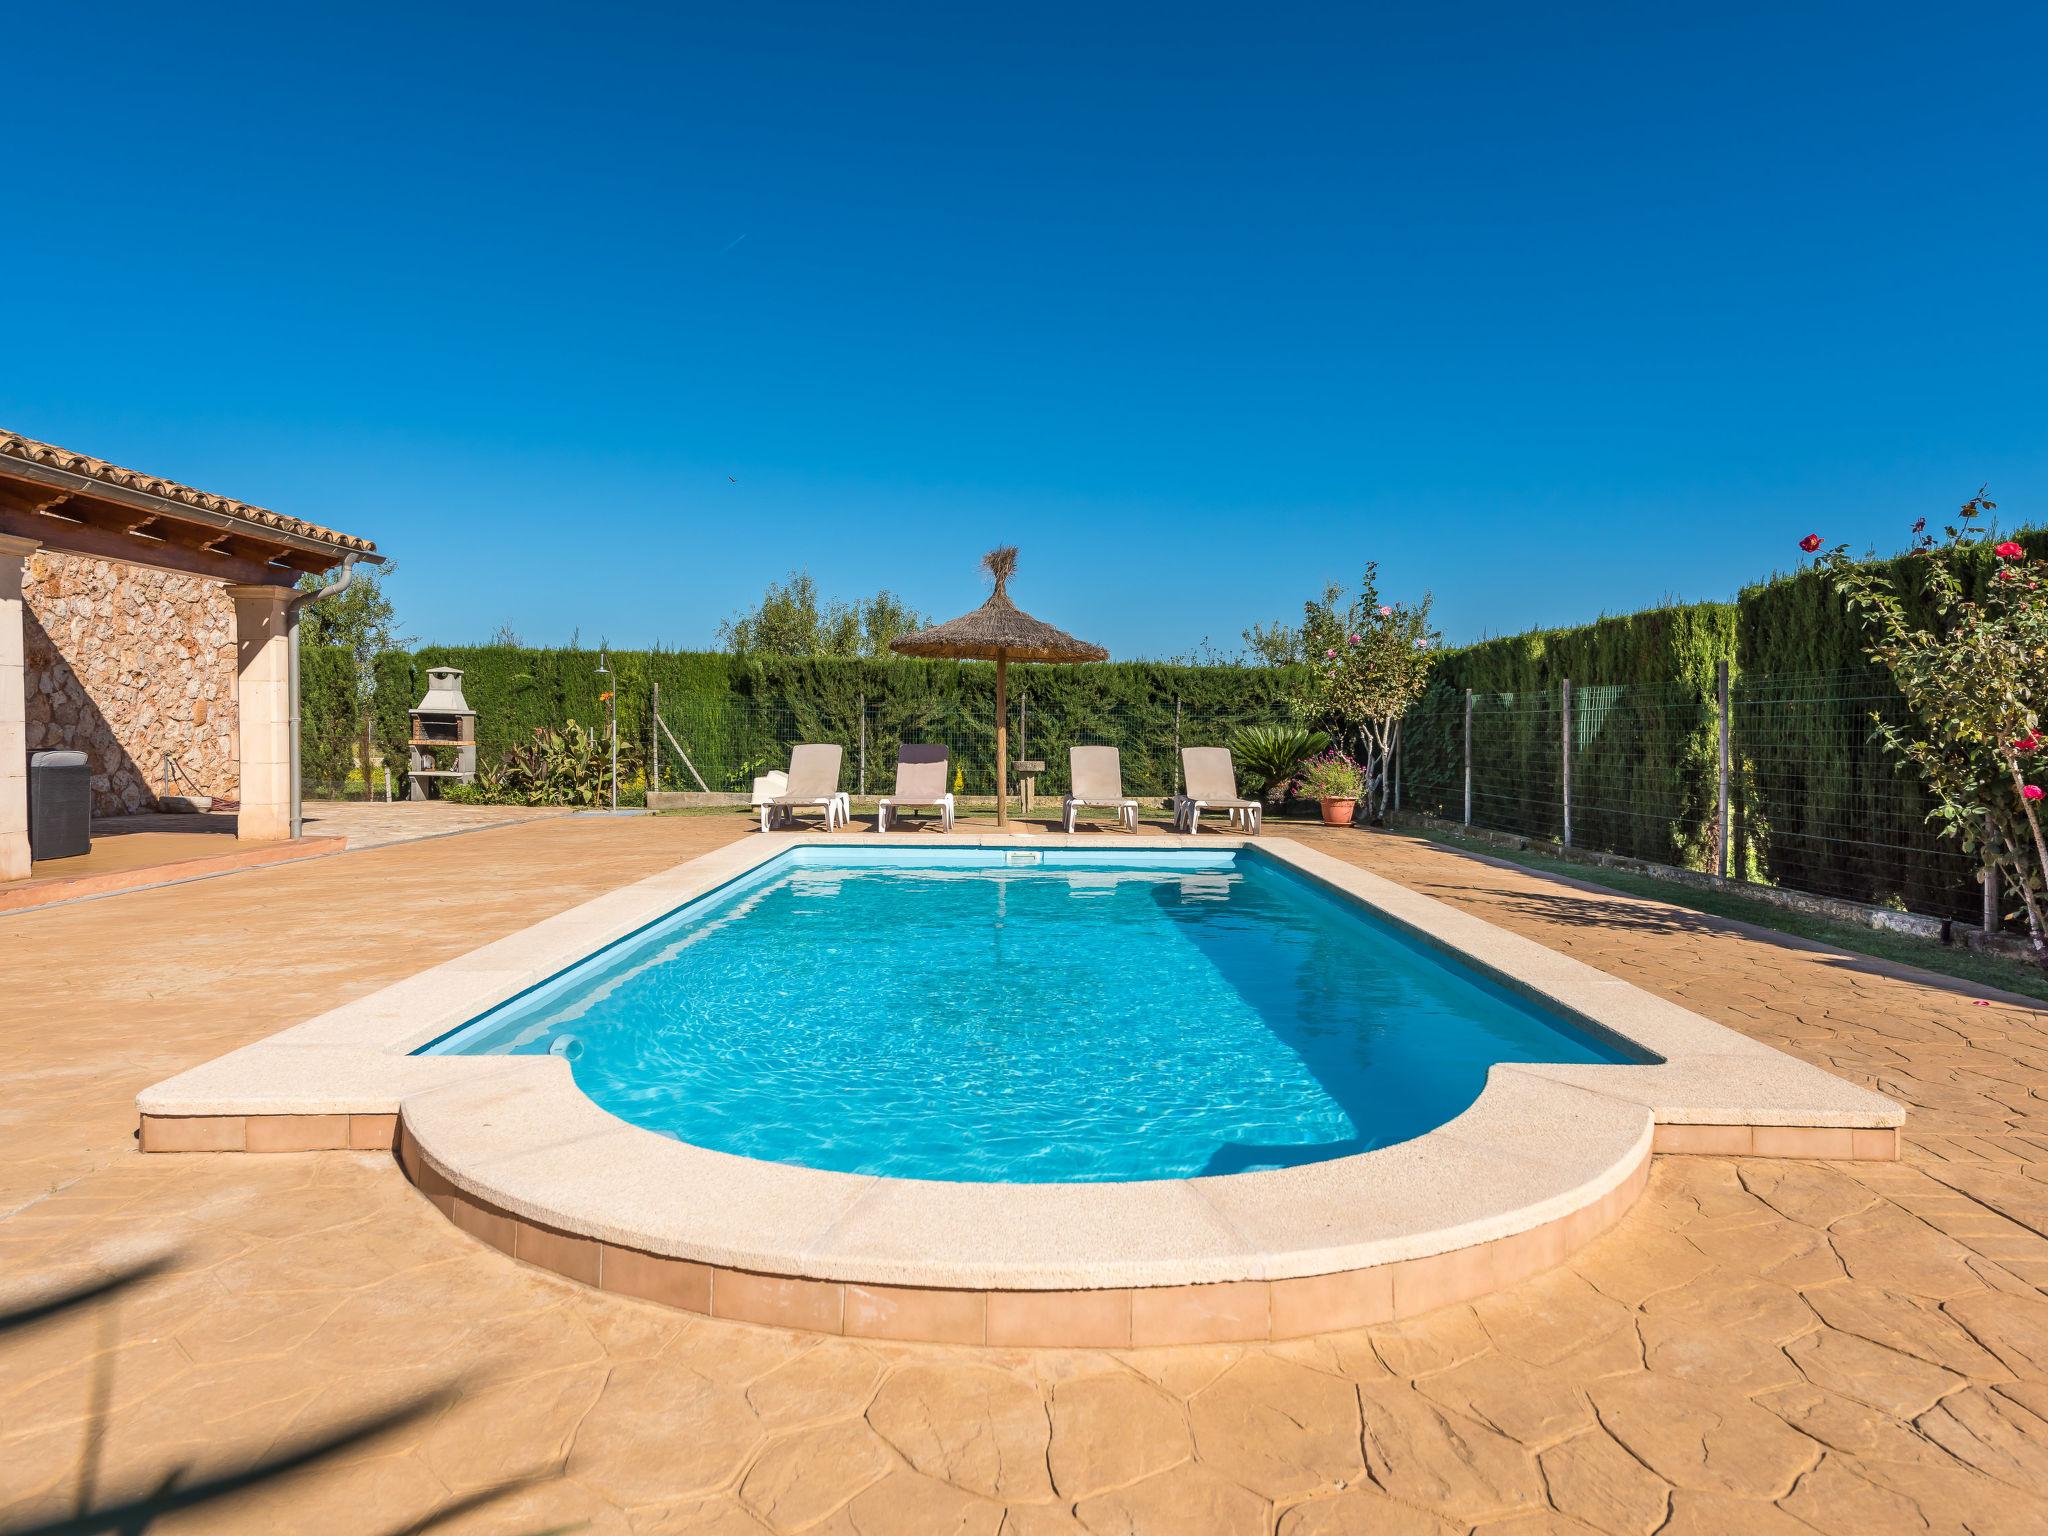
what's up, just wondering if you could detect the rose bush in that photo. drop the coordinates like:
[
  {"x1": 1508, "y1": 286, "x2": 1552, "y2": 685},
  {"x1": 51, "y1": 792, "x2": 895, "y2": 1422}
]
[{"x1": 1809, "y1": 493, "x2": 2048, "y2": 966}]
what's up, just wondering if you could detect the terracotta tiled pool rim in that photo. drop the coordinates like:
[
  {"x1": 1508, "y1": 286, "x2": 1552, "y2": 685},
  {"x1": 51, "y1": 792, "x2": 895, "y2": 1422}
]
[{"x1": 137, "y1": 832, "x2": 1904, "y2": 1345}]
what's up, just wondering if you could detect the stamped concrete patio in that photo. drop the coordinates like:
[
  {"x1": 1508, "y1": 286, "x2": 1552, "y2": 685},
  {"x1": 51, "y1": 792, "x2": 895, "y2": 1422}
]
[{"x1": 4, "y1": 811, "x2": 2047, "y2": 1534}]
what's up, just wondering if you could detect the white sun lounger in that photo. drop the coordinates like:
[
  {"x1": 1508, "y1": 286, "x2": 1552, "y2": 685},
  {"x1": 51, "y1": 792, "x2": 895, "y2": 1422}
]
[
  {"x1": 1174, "y1": 746, "x2": 1262, "y2": 834},
  {"x1": 1063, "y1": 745, "x2": 1139, "y2": 833},
  {"x1": 760, "y1": 743, "x2": 846, "y2": 832},
  {"x1": 876, "y1": 744, "x2": 954, "y2": 832}
]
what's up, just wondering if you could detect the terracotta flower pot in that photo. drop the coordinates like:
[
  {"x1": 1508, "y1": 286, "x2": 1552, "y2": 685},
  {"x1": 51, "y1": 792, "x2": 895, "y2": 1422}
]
[{"x1": 1319, "y1": 797, "x2": 1357, "y2": 826}]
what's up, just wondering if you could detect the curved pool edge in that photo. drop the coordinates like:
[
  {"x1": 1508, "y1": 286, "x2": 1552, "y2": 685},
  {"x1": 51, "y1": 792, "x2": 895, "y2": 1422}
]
[{"x1": 391, "y1": 1061, "x2": 1660, "y2": 1345}]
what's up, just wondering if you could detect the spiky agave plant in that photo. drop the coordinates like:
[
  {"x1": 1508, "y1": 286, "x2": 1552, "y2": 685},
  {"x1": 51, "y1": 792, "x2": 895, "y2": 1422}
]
[{"x1": 1226, "y1": 723, "x2": 1330, "y2": 804}]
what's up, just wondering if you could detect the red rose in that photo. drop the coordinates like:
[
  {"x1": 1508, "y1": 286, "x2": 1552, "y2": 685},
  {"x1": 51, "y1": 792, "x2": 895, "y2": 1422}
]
[
  {"x1": 2016, "y1": 734, "x2": 2042, "y2": 753},
  {"x1": 1996, "y1": 541, "x2": 2025, "y2": 559},
  {"x1": 2025, "y1": 785, "x2": 2044, "y2": 802},
  {"x1": 1798, "y1": 534, "x2": 1822, "y2": 553},
  {"x1": 1998, "y1": 567, "x2": 2018, "y2": 581}
]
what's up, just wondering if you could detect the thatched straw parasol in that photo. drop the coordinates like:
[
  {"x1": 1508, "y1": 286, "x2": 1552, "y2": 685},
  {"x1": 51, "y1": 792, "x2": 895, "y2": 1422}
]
[{"x1": 891, "y1": 546, "x2": 1108, "y2": 827}]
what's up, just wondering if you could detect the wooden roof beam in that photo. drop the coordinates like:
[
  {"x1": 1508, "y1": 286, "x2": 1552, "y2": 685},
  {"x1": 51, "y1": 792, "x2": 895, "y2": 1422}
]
[
  {"x1": 0, "y1": 506, "x2": 297, "y2": 587},
  {"x1": 0, "y1": 483, "x2": 71, "y2": 518}
]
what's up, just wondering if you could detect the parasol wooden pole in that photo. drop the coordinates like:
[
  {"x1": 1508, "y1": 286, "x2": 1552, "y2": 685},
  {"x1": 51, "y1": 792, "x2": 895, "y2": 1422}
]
[{"x1": 995, "y1": 650, "x2": 1010, "y2": 828}]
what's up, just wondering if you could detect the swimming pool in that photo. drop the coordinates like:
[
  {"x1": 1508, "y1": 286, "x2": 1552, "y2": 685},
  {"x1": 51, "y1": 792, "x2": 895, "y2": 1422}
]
[{"x1": 424, "y1": 847, "x2": 1644, "y2": 1182}]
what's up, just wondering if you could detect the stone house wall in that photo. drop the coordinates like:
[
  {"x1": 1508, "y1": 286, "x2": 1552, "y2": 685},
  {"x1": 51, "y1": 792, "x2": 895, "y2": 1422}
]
[{"x1": 21, "y1": 550, "x2": 240, "y2": 816}]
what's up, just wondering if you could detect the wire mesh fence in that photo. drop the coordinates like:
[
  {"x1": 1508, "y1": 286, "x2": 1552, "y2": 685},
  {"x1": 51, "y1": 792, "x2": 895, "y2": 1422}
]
[
  {"x1": 1400, "y1": 667, "x2": 1998, "y2": 928},
  {"x1": 1569, "y1": 679, "x2": 1720, "y2": 868},
  {"x1": 1731, "y1": 671, "x2": 1981, "y2": 922}
]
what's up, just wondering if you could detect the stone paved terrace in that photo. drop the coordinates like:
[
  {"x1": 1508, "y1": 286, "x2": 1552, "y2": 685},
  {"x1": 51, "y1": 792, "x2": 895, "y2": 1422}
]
[
  {"x1": 299, "y1": 797, "x2": 572, "y2": 850},
  {"x1": 3, "y1": 811, "x2": 2048, "y2": 1534}
]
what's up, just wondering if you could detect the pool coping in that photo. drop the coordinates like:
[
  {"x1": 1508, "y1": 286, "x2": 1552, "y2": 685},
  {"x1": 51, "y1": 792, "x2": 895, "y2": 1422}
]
[{"x1": 137, "y1": 832, "x2": 1903, "y2": 1341}]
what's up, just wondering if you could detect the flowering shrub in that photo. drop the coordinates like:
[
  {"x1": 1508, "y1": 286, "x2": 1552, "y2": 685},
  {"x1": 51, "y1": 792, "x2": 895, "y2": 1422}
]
[
  {"x1": 1808, "y1": 494, "x2": 2048, "y2": 966},
  {"x1": 1284, "y1": 563, "x2": 1441, "y2": 821},
  {"x1": 1298, "y1": 750, "x2": 1364, "y2": 801}
]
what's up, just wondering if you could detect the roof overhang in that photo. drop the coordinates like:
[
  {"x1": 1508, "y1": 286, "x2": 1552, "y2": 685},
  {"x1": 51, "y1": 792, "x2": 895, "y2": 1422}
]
[{"x1": 0, "y1": 446, "x2": 382, "y2": 587}]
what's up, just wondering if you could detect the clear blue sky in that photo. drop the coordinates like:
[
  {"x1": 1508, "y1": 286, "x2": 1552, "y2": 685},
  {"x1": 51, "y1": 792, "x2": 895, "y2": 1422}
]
[{"x1": 5, "y1": 3, "x2": 2043, "y2": 656}]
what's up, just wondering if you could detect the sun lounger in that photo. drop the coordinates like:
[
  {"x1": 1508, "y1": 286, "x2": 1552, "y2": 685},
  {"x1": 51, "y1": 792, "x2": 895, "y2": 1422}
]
[
  {"x1": 1175, "y1": 746, "x2": 1262, "y2": 834},
  {"x1": 760, "y1": 744, "x2": 845, "y2": 832},
  {"x1": 876, "y1": 744, "x2": 954, "y2": 832},
  {"x1": 1063, "y1": 745, "x2": 1139, "y2": 833}
]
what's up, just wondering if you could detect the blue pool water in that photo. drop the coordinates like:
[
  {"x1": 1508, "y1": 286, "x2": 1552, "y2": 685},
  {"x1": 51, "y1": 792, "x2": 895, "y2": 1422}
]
[{"x1": 423, "y1": 849, "x2": 1643, "y2": 1182}]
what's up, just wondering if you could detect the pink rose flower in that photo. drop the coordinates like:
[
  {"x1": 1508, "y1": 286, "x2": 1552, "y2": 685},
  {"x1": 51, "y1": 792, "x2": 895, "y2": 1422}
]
[
  {"x1": 1377, "y1": 605, "x2": 1392, "y2": 617},
  {"x1": 1996, "y1": 540, "x2": 2025, "y2": 559},
  {"x1": 1998, "y1": 567, "x2": 2018, "y2": 582},
  {"x1": 1799, "y1": 533, "x2": 1822, "y2": 553},
  {"x1": 2015, "y1": 734, "x2": 2041, "y2": 754},
  {"x1": 2025, "y1": 785, "x2": 2044, "y2": 802},
  {"x1": 1325, "y1": 647, "x2": 1336, "y2": 658}
]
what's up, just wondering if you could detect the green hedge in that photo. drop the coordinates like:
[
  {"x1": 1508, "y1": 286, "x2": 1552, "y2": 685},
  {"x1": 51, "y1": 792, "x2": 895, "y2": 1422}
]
[
  {"x1": 1395, "y1": 531, "x2": 2046, "y2": 920},
  {"x1": 299, "y1": 643, "x2": 361, "y2": 793},
  {"x1": 303, "y1": 528, "x2": 2042, "y2": 922},
  {"x1": 313, "y1": 646, "x2": 1306, "y2": 801},
  {"x1": 1399, "y1": 604, "x2": 1736, "y2": 866}
]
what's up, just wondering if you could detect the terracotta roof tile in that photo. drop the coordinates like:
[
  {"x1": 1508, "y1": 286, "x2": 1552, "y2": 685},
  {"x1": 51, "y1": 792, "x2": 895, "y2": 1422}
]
[{"x1": 0, "y1": 429, "x2": 377, "y2": 553}]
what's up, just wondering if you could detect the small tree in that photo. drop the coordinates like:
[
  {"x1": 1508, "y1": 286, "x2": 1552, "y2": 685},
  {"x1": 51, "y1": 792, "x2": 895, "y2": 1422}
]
[
  {"x1": 1812, "y1": 494, "x2": 2048, "y2": 967},
  {"x1": 1240, "y1": 618, "x2": 1304, "y2": 665},
  {"x1": 1285, "y1": 564, "x2": 1440, "y2": 822},
  {"x1": 298, "y1": 561, "x2": 411, "y2": 794},
  {"x1": 719, "y1": 570, "x2": 925, "y2": 657}
]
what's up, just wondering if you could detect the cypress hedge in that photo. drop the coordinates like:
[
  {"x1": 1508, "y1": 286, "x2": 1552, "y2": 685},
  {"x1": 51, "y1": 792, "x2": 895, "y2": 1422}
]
[
  {"x1": 1399, "y1": 604, "x2": 1736, "y2": 866},
  {"x1": 303, "y1": 526, "x2": 2040, "y2": 921},
  {"x1": 319, "y1": 646, "x2": 1305, "y2": 801},
  {"x1": 1397, "y1": 529, "x2": 2044, "y2": 918},
  {"x1": 299, "y1": 643, "x2": 362, "y2": 793}
]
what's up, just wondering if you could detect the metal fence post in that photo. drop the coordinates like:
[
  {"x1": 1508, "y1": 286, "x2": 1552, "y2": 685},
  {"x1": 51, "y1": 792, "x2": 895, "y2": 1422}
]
[
  {"x1": 858, "y1": 694, "x2": 867, "y2": 797},
  {"x1": 1985, "y1": 810, "x2": 2000, "y2": 934},
  {"x1": 1560, "y1": 678, "x2": 1573, "y2": 848},
  {"x1": 1462, "y1": 688, "x2": 1473, "y2": 829},
  {"x1": 1716, "y1": 660, "x2": 1731, "y2": 879},
  {"x1": 1173, "y1": 695, "x2": 1183, "y2": 793}
]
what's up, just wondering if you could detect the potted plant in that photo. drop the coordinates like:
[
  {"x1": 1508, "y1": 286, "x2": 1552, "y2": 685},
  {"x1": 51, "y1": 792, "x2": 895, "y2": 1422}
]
[{"x1": 1299, "y1": 750, "x2": 1364, "y2": 826}]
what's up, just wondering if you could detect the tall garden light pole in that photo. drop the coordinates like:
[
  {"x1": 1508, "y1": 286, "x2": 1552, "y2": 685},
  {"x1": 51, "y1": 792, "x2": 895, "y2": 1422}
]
[{"x1": 596, "y1": 646, "x2": 617, "y2": 812}]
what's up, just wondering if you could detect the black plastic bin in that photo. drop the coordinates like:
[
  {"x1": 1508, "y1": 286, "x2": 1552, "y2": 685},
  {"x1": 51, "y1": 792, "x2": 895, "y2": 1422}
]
[{"x1": 28, "y1": 750, "x2": 91, "y2": 861}]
